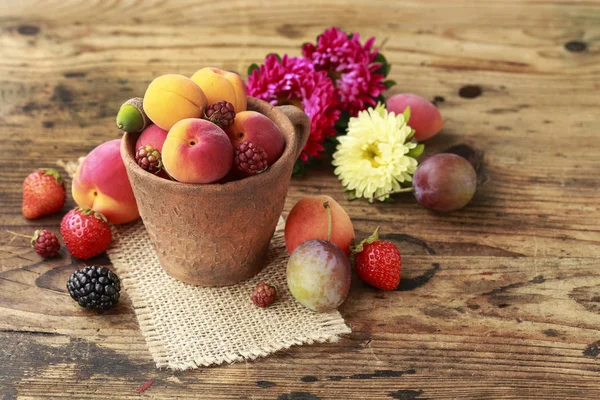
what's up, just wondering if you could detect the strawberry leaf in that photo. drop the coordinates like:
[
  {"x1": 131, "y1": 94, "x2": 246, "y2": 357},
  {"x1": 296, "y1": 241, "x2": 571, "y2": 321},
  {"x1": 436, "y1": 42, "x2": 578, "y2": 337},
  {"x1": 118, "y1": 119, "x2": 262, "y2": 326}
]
[
  {"x1": 350, "y1": 227, "x2": 380, "y2": 253},
  {"x1": 41, "y1": 168, "x2": 63, "y2": 185}
]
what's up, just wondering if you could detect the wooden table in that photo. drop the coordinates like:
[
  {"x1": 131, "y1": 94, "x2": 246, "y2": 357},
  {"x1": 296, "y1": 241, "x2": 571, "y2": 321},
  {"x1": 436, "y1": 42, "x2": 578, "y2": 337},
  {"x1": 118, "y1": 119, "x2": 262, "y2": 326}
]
[{"x1": 1, "y1": 1, "x2": 599, "y2": 399}]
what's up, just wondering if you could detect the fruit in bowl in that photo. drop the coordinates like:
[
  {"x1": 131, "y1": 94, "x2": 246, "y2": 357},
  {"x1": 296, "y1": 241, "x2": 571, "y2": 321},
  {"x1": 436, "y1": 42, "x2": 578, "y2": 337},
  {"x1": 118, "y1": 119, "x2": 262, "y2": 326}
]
[
  {"x1": 119, "y1": 97, "x2": 311, "y2": 286},
  {"x1": 162, "y1": 118, "x2": 234, "y2": 184},
  {"x1": 225, "y1": 111, "x2": 285, "y2": 167},
  {"x1": 143, "y1": 74, "x2": 208, "y2": 131},
  {"x1": 191, "y1": 67, "x2": 247, "y2": 113}
]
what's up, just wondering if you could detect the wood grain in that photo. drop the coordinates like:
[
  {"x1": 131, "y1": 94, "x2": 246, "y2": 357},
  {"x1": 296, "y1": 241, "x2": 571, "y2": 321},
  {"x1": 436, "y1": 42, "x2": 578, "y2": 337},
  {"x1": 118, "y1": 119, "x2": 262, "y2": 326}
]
[{"x1": 1, "y1": 0, "x2": 599, "y2": 398}]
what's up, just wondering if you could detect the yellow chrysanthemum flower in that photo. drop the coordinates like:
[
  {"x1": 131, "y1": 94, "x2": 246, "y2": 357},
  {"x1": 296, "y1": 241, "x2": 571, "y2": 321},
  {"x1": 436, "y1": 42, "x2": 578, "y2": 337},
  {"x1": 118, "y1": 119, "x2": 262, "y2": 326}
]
[{"x1": 332, "y1": 104, "x2": 421, "y2": 202}]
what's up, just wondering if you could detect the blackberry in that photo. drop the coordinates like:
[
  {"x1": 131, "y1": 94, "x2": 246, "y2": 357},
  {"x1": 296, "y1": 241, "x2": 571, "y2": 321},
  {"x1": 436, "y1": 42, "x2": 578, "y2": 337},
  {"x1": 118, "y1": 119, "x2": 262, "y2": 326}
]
[{"x1": 67, "y1": 266, "x2": 121, "y2": 310}]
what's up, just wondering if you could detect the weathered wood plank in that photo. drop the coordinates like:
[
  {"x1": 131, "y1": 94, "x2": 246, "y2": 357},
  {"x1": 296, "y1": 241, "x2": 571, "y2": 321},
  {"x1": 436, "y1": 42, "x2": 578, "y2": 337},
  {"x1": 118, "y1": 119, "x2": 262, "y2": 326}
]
[{"x1": 1, "y1": 0, "x2": 599, "y2": 398}]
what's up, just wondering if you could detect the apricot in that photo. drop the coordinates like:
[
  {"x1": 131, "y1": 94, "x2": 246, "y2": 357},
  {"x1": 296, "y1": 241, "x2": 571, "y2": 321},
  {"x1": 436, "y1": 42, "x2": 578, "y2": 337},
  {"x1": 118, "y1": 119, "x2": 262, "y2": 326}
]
[
  {"x1": 225, "y1": 111, "x2": 284, "y2": 166},
  {"x1": 72, "y1": 139, "x2": 139, "y2": 224},
  {"x1": 386, "y1": 93, "x2": 444, "y2": 141},
  {"x1": 143, "y1": 74, "x2": 208, "y2": 131},
  {"x1": 285, "y1": 195, "x2": 355, "y2": 255},
  {"x1": 162, "y1": 118, "x2": 233, "y2": 184},
  {"x1": 191, "y1": 67, "x2": 247, "y2": 113}
]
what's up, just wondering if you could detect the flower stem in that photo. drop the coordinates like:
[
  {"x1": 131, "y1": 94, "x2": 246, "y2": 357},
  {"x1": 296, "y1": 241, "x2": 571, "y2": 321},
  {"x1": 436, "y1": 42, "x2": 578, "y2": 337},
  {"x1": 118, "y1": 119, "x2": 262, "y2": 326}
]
[
  {"x1": 323, "y1": 201, "x2": 332, "y2": 242},
  {"x1": 373, "y1": 186, "x2": 414, "y2": 200}
]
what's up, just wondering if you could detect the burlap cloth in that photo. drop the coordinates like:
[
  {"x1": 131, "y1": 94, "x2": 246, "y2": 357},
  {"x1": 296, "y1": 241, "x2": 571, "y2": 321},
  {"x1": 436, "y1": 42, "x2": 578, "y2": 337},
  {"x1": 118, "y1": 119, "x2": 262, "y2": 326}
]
[
  {"x1": 105, "y1": 217, "x2": 351, "y2": 370},
  {"x1": 57, "y1": 158, "x2": 351, "y2": 369}
]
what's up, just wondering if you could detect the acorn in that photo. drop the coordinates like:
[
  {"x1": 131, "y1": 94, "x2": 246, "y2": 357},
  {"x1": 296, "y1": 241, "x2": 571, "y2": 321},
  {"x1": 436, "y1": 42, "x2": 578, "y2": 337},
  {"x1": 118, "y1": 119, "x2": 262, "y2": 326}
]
[{"x1": 116, "y1": 97, "x2": 149, "y2": 133}]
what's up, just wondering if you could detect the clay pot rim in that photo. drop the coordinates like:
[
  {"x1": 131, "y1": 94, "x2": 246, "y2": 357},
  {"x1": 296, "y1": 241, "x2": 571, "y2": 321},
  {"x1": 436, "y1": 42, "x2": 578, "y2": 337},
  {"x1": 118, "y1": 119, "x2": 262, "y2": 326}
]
[{"x1": 121, "y1": 97, "x2": 300, "y2": 194}]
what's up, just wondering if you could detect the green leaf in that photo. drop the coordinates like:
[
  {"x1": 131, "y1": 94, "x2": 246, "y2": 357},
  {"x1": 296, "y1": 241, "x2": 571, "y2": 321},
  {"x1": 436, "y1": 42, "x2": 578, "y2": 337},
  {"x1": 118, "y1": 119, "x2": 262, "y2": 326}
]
[
  {"x1": 247, "y1": 63, "x2": 260, "y2": 76},
  {"x1": 383, "y1": 80, "x2": 396, "y2": 89},
  {"x1": 381, "y1": 197, "x2": 396, "y2": 203},
  {"x1": 381, "y1": 62, "x2": 391, "y2": 77},
  {"x1": 406, "y1": 128, "x2": 416, "y2": 141},
  {"x1": 323, "y1": 135, "x2": 339, "y2": 154},
  {"x1": 347, "y1": 191, "x2": 358, "y2": 201},
  {"x1": 373, "y1": 95, "x2": 386, "y2": 107},
  {"x1": 374, "y1": 53, "x2": 387, "y2": 65},
  {"x1": 292, "y1": 159, "x2": 305, "y2": 176},
  {"x1": 407, "y1": 143, "x2": 425, "y2": 158},
  {"x1": 402, "y1": 105, "x2": 411, "y2": 122},
  {"x1": 347, "y1": 33, "x2": 353, "y2": 39},
  {"x1": 334, "y1": 110, "x2": 352, "y2": 133},
  {"x1": 373, "y1": 53, "x2": 391, "y2": 77}
]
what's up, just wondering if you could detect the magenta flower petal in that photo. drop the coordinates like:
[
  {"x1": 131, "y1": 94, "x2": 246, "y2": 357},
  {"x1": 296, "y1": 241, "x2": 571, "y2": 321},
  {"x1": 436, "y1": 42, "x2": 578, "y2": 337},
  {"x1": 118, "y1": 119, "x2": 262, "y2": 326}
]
[
  {"x1": 246, "y1": 54, "x2": 340, "y2": 161},
  {"x1": 302, "y1": 27, "x2": 386, "y2": 116}
]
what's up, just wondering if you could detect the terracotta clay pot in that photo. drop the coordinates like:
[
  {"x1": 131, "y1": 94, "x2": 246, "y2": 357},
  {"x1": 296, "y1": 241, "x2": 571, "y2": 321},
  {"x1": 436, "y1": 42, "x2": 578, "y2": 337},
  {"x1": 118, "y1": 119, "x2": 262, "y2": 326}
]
[{"x1": 121, "y1": 97, "x2": 310, "y2": 286}]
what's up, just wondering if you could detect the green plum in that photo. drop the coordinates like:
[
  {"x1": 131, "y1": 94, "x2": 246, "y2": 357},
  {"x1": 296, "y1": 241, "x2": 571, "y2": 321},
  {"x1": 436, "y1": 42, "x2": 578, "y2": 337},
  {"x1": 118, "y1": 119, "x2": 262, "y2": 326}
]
[{"x1": 287, "y1": 239, "x2": 351, "y2": 312}]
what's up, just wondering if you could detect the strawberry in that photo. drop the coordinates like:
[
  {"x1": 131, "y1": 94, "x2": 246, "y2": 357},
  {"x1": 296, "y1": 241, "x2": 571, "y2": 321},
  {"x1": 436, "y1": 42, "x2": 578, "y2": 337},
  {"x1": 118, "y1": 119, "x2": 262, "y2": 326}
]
[
  {"x1": 22, "y1": 168, "x2": 66, "y2": 219},
  {"x1": 351, "y1": 227, "x2": 401, "y2": 290},
  {"x1": 60, "y1": 207, "x2": 112, "y2": 260}
]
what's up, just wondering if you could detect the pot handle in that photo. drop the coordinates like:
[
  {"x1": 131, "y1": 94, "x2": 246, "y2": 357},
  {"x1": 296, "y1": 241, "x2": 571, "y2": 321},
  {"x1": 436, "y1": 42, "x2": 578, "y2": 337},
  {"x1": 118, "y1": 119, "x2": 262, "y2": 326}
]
[{"x1": 276, "y1": 105, "x2": 310, "y2": 161}]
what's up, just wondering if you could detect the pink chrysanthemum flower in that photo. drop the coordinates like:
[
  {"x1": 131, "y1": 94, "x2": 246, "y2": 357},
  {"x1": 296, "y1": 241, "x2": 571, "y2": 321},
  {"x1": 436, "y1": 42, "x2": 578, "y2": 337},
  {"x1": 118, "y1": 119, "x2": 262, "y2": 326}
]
[
  {"x1": 302, "y1": 27, "x2": 386, "y2": 117},
  {"x1": 246, "y1": 54, "x2": 340, "y2": 161}
]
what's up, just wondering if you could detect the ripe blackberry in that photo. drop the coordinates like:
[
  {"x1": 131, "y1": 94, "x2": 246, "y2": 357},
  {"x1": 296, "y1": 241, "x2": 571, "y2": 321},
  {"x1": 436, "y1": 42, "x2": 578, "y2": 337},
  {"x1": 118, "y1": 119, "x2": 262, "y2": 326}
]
[{"x1": 67, "y1": 266, "x2": 121, "y2": 310}]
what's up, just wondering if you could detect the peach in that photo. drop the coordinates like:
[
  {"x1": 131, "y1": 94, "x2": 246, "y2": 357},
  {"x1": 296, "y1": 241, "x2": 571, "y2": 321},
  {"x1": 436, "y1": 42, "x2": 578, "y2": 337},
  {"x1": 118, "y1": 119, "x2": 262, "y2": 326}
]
[
  {"x1": 143, "y1": 74, "x2": 208, "y2": 131},
  {"x1": 135, "y1": 124, "x2": 168, "y2": 151},
  {"x1": 72, "y1": 139, "x2": 139, "y2": 224},
  {"x1": 191, "y1": 67, "x2": 247, "y2": 113},
  {"x1": 386, "y1": 93, "x2": 444, "y2": 141},
  {"x1": 225, "y1": 111, "x2": 284, "y2": 166},
  {"x1": 162, "y1": 118, "x2": 233, "y2": 184},
  {"x1": 285, "y1": 195, "x2": 355, "y2": 255}
]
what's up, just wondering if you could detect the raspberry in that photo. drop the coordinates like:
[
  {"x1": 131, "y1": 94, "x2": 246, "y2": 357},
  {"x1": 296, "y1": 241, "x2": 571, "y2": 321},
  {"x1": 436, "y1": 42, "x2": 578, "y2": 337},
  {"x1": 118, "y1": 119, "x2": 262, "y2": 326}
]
[
  {"x1": 204, "y1": 101, "x2": 235, "y2": 128},
  {"x1": 234, "y1": 142, "x2": 268, "y2": 177},
  {"x1": 135, "y1": 144, "x2": 162, "y2": 174},
  {"x1": 32, "y1": 229, "x2": 60, "y2": 258},
  {"x1": 251, "y1": 282, "x2": 277, "y2": 307}
]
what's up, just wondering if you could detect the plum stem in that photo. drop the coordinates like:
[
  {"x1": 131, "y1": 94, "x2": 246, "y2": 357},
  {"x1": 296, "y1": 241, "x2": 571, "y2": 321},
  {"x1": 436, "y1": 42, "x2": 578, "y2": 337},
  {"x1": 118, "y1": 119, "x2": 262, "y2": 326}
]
[{"x1": 323, "y1": 201, "x2": 332, "y2": 242}]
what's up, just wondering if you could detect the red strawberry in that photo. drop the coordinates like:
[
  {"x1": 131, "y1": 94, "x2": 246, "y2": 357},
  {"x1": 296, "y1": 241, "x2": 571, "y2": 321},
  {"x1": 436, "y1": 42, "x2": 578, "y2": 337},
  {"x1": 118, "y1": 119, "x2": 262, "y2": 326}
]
[
  {"x1": 22, "y1": 169, "x2": 66, "y2": 219},
  {"x1": 60, "y1": 207, "x2": 112, "y2": 260},
  {"x1": 352, "y1": 227, "x2": 401, "y2": 290}
]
